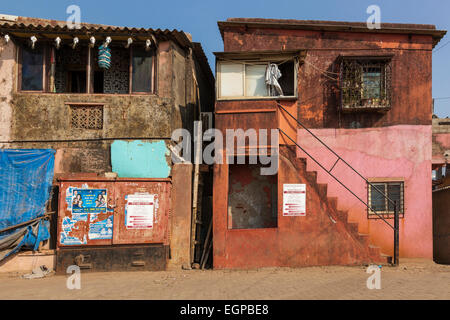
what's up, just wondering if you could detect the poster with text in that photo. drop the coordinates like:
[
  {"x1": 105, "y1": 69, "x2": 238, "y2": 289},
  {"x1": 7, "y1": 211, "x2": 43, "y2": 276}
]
[
  {"x1": 283, "y1": 184, "x2": 306, "y2": 216},
  {"x1": 125, "y1": 194, "x2": 155, "y2": 229},
  {"x1": 72, "y1": 188, "x2": 107, "y2": 214}
]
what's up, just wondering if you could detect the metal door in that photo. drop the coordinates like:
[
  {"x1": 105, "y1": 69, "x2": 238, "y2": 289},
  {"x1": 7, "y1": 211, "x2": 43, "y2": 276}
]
[{"x1": 112, "y1": 178, "x2": 171, "y2": 245}]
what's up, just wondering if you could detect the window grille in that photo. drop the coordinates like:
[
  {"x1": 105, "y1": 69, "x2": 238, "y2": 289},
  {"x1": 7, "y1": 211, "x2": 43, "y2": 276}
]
[
  {"x1": 340, "y1": 57, "x2": 392, "y2": 112},
  {"x1": 70, "y1": 104, "x2": 104, "y2": 129},
  {"x1": 367, "y1": 181, "x2": 404, "y2": 219}
]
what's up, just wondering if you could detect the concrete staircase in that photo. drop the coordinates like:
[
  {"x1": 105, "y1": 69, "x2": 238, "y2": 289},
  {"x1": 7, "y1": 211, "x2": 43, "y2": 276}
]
[{"x1": 296, "y1": 154, "x2": 392, "y2": 265}]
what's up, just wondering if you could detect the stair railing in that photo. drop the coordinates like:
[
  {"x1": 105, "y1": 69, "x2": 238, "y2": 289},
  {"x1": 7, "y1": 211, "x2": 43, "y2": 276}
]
[{"x1": 277, "y1": 102, "x2": 399, "y2": 266}]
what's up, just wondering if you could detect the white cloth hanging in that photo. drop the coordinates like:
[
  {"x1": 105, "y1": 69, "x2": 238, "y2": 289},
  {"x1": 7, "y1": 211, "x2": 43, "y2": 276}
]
[{"x1": 265, "y1": 63, "x2": 283, "y2": 96}]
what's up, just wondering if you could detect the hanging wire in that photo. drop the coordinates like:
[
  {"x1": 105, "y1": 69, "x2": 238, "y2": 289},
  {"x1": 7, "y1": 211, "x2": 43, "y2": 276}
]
[
  {"x1": 302, "y1": 60, "x2": 339, "y2": 81},
  {"x1": 433, "y1": 40, "x2": 450, "y2": 53}
]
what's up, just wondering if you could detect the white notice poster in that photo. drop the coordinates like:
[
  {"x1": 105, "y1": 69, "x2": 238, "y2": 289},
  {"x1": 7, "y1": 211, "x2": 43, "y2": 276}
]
[
  {"x1": 125, "y1": 194, "x2": 155, "y2": 229},
  {"x1": 283, "y1": 184, "x2": 306, "y2": 216}
]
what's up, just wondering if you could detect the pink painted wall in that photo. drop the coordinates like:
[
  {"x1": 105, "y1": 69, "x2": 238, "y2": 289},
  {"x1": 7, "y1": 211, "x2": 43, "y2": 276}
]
[{"x1": 297, "y1": 125, "x2": 432, "y2": 258}]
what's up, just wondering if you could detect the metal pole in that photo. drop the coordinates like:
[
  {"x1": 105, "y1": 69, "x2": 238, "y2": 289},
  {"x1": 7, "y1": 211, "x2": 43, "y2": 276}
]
[{"x1": 394, "y1": 200, "x2": 399, "y2": 266}]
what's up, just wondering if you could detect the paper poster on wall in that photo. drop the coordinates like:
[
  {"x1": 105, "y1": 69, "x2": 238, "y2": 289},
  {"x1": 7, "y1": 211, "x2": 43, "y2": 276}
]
[
  {"x1": 283, "y1": 184, "x2": 306, "y2": 216},
  {"x1": 125, "y1": 193, "x2": 155, "y2": 229},
  {"x1": 60, "y1": 213, "x2": 89, "y2": 245},
  {"x1": 71, "y1": 189, "x2": 107, "y2": 214},
  {"x1": 88, "y1": 213, "x2": 113, "y2": 240}
]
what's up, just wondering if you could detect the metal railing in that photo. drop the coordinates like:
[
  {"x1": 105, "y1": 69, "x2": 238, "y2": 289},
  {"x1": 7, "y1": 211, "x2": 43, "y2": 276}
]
[{"x1": 277, "y1": 102, "x2": 399, "y2": 266}]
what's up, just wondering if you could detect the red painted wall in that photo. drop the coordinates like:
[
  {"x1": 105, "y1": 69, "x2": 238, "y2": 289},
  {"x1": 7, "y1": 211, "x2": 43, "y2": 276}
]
[
  {"x1": 213, "y1": 21, "x2": 437, "y2": 267},
  {"x1": 213, "y1": 146, "x2": 383, "y2": 269}
]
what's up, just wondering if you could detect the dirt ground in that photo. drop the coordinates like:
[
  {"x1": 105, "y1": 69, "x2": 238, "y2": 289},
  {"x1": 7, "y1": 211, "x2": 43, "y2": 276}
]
[{"x1": 0, "y1": 259, "x2": 448, "y2": 300}]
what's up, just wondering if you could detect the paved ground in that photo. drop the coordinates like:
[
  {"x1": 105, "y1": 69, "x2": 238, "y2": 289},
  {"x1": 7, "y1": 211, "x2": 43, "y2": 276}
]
[{"x1": 0, "y1": 259, "x2": 448, "y2": 300}]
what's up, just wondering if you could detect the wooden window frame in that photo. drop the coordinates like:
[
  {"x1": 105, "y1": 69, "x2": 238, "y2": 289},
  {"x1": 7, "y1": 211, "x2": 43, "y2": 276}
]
[
  {"x1": 18, "y1": 44, "x2": 46, "y2": 93},
  {"x1": 367, "y1": 178, "x2": 404, "y2": 219},
  {"x1": 216, "y1": 58, "x2": 298, "y2": 101},
  {"x1": 17, "y1": 41, "x2": 157, "y2": 95},
  {"x1": 129, "y1": 46, "x2": 157, "y2": 95}
]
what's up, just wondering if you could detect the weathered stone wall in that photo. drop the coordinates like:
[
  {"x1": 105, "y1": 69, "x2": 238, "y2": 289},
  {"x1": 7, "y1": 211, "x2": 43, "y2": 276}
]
[
  {"x1": 9, "y1": 93, "x2": 177, "y2": 174},
  {"x1": 0, "y1": 37, "x2": 15, "y2": 148},
  {"x1": 432, "y1": 118, "x2": 450, "y2": 165},
  {"x1": 0, "y1": 38, "x2": 212, "y2": 175}
]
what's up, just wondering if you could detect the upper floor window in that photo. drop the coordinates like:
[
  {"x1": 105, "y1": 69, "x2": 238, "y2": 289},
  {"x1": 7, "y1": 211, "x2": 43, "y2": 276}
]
[
  {"x1": 340, "y1": 56, "x2": 392, "y2": 112},
  {"x1": 216, "y1": 56, "x2": 297, "y2": 100},
  {"x1": 20, "y1": 45, "x2": 44, "y2": 91},
  {"x1": 18, "y1": 40, "x2": 156, "y2": 95},
  {"x1": 131, "y1": 48, "x2": 154, "y2": 93}
]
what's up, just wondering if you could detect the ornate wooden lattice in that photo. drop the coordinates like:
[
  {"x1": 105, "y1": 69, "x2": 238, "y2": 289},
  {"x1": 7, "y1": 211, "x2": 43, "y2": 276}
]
[
  {"x1": 70, "y1": 105, "x2": 104, "y2": 129},
  {"x1": 340, "y1": 57, "x2": 392, "y2": 112}
]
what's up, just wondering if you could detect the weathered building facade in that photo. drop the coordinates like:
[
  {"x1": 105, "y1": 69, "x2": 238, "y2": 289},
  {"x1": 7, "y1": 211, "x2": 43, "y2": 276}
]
[
  {"x1": 213, "y1": 18, "x2": 446, "y2": 269},
  {"x1": 0, "y1": 14, "x2": 214, "y2": 271}
]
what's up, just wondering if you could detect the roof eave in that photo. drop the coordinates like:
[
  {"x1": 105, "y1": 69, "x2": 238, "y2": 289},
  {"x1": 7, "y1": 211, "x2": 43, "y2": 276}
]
[{"x1": 218, "y1": 20, "x2": 447, "y2": 48}]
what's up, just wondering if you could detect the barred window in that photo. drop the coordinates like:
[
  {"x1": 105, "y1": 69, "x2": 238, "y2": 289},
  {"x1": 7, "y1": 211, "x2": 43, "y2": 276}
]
[
  {"x1": 368, "y1": 181, "x2": 404, "y2": 219},
  {"x1": 70, "y1": 104, "x2": 104, "y2": 130},
  {"x1": 340, "y1": 57, "x2": 392, "y2": 112}
]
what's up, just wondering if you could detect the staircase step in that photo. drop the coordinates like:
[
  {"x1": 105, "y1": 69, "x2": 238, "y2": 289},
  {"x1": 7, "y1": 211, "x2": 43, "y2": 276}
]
[
  {"x1": 328, "y1": 197, "x2": 338, "y2": 211},
  {"x1": 368, "y1": 245, "x2": 380, "y2": 258},
  {"x1": 317, "y1": 183, "x2": 328, "y2": 198},
  {"x1": 347, "y1": 222, "x2": 359, "y2": 235},
  {"x1": 306, "y1": 171, "x2": 317, "y2": 183},
  {"x1": 336, "y1": 210, "x2": 348, "y2": 222},
  {"x1": 297, "y1": 157, "x2": 307, "y2": 170},
  {"x1": 380, "y1": 254, "x2": 393, "y2": 265},
  {"x1": 358, "y1": 233, "x2": 370, "y2": 246}
]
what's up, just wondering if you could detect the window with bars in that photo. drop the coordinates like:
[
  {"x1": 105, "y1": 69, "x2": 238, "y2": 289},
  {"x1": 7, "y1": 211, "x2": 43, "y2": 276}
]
[
  {"x1": 19, "y1": 42, "x2": 155, "y2": 94},
  {"x1": 367, "y1": 181, "x2": 404, "y2": 219},
  {"x1": 70, "y1": 104, "x2": 104, "y2": 130},
  {"x1": 340, "y1": 57, "x2": 392, "y2": 112}
]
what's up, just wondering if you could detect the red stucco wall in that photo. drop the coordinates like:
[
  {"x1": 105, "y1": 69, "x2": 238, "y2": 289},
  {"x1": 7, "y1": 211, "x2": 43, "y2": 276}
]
[{"x1": 213, "y1": 146, "x2": 384, "y2": 269}]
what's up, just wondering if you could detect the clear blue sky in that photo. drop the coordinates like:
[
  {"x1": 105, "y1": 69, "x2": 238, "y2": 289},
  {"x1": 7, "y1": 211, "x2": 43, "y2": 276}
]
[{"x1": 1, "y1": 0, "x2": 449, "y2": 117}]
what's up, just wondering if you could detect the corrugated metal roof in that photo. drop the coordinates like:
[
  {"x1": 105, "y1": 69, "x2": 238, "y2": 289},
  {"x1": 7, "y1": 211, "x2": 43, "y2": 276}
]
[
  {"x1": 0, "y1": 15, "x2": 191, "y2": 48},
  {"x1": 192, "y1": 42, "x2": 215, "y2": 86},
  {"x1": 0, "y1": 14, "x2": 213, "y2": 80}
]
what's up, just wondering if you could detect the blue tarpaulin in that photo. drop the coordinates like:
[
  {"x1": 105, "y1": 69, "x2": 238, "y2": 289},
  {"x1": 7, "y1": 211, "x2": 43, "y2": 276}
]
[{"x1": 0, "y1": 149, "x2": 55, "y2": 261}]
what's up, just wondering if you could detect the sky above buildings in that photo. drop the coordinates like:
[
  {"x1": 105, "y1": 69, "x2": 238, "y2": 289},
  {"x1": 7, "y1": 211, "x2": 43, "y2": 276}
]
[{"x1": 1, "y1": 0, "x2": 449, "y2": 117}]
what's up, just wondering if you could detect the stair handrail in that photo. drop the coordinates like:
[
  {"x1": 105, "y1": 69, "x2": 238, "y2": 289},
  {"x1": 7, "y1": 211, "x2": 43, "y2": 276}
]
[{"x1": 277, "y1": 102, "x2": 400, "y2": 265}]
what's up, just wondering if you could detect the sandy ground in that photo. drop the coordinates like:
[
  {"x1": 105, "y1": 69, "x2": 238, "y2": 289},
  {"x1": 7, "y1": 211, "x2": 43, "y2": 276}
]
[{"x1": 0, "y1": 259, "x2": 448, "y2": 300}]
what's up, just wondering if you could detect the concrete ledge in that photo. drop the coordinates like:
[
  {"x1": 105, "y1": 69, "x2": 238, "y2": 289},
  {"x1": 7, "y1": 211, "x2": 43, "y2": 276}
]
[{"x1": 0, "y1": 251, "x2": 55, "y2": 273}]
